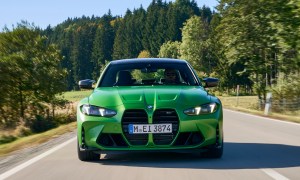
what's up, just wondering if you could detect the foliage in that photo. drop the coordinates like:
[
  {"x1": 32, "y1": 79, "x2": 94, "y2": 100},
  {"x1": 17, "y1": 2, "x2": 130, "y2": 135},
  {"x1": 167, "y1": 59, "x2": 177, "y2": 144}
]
[
  {"x1": 28, "y1": 112, "x2": 75, "y2": 133},
  {"x1": 138, "y1": 50, "x2": 151, "y2": 58},
  {"x1": 92, "y1": 13, "x2": 115, "y2": 79},
  {"x1": 0, "y1": 22, "x2": 67, "y2": 128},
  {"x1": 43, "y1": 2, "x2": 212, "y2": 90},
  {"x1": 180, "y1": 15, "x2": 211, "y2": 73},
  {"x1": 158, "y1": 41, "x2": 181, "y2": 58},
  {"x1": 271, "y1": 73, "x2": 300, "y2": 100},
  {"x1": 28, "y1": 115, "x2": 58, "y2": 133},
  {"x1": 214, "y1": 0, "x2": 300, "y2": 100},
  {"x1": 1, "y1": 0, "x2": 299, "y2": 126},
  {"x1": 113, "y1": 8, "x2": 146, "y2": 60},
  {"x1": 0, "y1": 135, "x2": 17, "y2": 144},
  {"x1": 38, "y1": 0, "x2": 300, "y2": 102}
]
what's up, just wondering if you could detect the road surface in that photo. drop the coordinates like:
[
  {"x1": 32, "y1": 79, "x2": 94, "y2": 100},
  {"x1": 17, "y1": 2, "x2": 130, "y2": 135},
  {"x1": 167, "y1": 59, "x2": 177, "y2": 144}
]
[{"x1": 1, "y1": 109, "x2": 300, "y2": 180}]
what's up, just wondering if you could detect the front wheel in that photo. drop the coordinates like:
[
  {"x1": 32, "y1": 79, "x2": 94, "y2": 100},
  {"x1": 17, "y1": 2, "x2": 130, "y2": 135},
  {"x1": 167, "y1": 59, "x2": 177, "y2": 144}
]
[
  {"x1": 77, "y1": 141, "x2": 99, "y2": 161},
  {"x1": 204, "y1": 137, "x2": 223, "y2": 158}
]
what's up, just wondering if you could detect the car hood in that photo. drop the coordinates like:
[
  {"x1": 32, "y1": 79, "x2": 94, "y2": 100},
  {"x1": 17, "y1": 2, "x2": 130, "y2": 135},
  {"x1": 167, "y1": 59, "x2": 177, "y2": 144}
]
[{"x1": 87, "y1": 86, "x2": 212, "y2": 109}]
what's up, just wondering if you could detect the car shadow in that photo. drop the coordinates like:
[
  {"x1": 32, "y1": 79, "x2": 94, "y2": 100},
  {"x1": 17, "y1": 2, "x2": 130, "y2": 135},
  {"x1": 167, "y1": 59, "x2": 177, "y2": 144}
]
[{"x1": 93, "y1": 142, "x2": 300, "y2": 169}]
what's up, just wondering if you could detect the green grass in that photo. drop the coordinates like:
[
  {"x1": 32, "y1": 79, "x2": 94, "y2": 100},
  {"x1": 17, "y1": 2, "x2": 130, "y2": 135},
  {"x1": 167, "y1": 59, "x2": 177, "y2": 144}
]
[
  {"x1": 61, "y1": 90, "x2": 92, "y2": 102},
  {"x1": 0, "y1": 122, "x2": 76, "y2": 157},
  {"x1": 218, "y1": 95, "x2": 300, "y2": 123},
  {"x1": 218, "y1": 96, "x2": 258, "y2": 109}
]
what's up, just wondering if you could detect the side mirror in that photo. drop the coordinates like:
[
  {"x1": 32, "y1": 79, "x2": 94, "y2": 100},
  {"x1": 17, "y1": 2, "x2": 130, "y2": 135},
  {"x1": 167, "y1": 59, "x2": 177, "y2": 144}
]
[
  {"x1": 78, "y1": 79, "x2": 95, "y2": 89},
  {"x1": 203, "y1": 77, "x2": 219, "y2": 88}
]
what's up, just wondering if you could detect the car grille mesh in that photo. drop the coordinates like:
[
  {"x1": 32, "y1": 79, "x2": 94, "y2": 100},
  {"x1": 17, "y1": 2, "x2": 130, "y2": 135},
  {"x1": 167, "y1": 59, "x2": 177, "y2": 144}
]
[
  {"x1": 122, "y1": 110, "x2": 148, "y2": 145},
  {"x1": 153, "y1": 109, "x2": 179, "y2": 145}
]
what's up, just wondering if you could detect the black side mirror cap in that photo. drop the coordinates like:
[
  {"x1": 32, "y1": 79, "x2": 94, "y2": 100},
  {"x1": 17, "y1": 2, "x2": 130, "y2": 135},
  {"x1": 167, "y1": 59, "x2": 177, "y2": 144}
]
[
  {"x1": 78, "y1": 79, "x2": 95, "y2": 89},
  {"x1": 203, "y1": 77, "x2": 219, "y2": 88}
]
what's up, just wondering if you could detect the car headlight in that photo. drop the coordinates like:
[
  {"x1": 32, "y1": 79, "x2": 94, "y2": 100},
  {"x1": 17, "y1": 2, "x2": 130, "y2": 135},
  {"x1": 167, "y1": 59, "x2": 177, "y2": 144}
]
[
  {"x1": 184, "y1": 102, "x2": 217, "y2": 115},
  {"x1": 81, "y1": 105, "x2": 117, "y2": 117}
]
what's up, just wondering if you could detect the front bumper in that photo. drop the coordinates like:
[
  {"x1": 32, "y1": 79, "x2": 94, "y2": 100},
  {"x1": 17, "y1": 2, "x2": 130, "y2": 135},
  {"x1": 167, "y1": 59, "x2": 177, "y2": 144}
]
[{"x1": 77, "y1": 107, "x2": 223, "y2": 152}]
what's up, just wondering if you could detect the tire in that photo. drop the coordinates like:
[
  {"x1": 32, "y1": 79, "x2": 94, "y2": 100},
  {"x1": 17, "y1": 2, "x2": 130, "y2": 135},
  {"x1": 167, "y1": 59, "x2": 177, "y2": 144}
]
[
  {"x1": 204, "y1": 138, "x2": 223, "y2": 158},
  {"x1": 77, "y1": 141, "x2": 99, "y2": 161}
]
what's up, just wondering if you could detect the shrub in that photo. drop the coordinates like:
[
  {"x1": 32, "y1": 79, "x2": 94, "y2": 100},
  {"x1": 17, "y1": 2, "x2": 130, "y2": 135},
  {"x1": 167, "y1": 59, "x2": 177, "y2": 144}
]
[
  {"x1": 0, "y1": 135, "x2": 17, "y2": 144},
  {"x1": 28, "y1": 115, "x2": 57, "y2": 133},
  {"x1": 54, "y1": 113, "x2": 76, "y2": 125},
  {"x1": 271, "y1": 73, "x2": 300, "y2": 101}
]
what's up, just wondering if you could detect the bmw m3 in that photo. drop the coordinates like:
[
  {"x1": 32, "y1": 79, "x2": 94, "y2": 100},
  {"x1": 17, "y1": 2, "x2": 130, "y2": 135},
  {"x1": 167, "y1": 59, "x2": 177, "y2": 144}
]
[{"x1": 77, "y1": 58, "x2": 223, "y2": 161}]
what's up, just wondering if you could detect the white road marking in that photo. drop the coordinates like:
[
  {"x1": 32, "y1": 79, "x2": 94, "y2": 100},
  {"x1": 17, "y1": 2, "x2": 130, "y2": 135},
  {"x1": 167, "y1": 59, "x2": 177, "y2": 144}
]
[
  {"x1": 0, "y1": 137, "x2": 76, "y2": 180},
  {"x1": 261, "y1": 169, "x2": 290, "y2": 180},
  {"x1": 225, "y1": 109, "x2": 293, "y2": 180},
  {"x1": 224, "y1": 109, "x2": 300, "y2": 126}
]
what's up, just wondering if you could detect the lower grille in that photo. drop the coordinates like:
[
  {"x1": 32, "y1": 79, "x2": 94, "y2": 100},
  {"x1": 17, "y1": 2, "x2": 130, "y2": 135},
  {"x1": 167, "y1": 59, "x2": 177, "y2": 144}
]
[
  {"x1": 153, "y1": 109, "x2": 179, "y2": 145},
  {"x1": 97, "y1": 133, "x2": 128, "y2": 147},
  {"x1": 173, "y1": 132, "x2": 204, "y2": 146},
  {"x1": 122, "y1": 110, "x2": 148, "y2": 145}
]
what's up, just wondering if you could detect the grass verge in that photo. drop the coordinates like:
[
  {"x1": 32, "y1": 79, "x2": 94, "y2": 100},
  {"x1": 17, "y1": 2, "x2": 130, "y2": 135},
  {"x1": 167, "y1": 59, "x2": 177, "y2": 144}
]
[
  {"x1": 218, "y1": 96, "x2": 300, "y2": 124},
  {"x1": 0, "y1": 122, "x2": 76, "y2": 157},
  {"x1": 224, "y1": 107, "x2": 300, "y2": 124},
  {"x1": 0, "y1": 90, "x2": 84, "y2": 157},
  {"x1": 60, "y1": 90, "x2": 92, "y2": 102}
]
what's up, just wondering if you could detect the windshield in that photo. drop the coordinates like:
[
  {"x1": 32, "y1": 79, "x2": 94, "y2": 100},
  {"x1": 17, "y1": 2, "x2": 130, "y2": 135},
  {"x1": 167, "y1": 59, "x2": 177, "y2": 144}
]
[{"x1": 99, "y1": 62, "x2": 199, "y2": 87}]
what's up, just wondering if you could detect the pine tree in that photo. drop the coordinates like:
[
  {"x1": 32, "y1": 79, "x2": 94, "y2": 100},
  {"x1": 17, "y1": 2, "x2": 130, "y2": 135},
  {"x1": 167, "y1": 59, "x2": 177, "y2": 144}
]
[{"x1": 92, "y1": 13, "x2": 115, "y2": 79}]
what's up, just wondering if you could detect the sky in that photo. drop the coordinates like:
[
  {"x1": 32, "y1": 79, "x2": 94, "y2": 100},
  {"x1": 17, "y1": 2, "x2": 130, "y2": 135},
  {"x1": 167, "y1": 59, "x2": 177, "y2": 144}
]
[{"x1": 0, "y1": 0, "x2": 218, "y2": 30}]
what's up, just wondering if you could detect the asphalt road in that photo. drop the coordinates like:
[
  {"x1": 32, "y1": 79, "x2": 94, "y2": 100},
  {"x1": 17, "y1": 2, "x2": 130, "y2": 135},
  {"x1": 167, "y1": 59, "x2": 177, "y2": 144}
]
[{"x1": 1, "y1": 109, "x2": 300, "y2": 180}]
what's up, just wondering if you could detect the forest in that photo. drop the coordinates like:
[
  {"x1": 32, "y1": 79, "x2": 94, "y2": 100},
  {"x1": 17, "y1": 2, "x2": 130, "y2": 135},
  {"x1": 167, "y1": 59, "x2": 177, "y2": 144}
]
[
  {"x1": 0, "y1": 0, "x2": 299, "y2": 129},
  {"x1": 43, "y1": 0, "x2": 299, "y2": 97}
]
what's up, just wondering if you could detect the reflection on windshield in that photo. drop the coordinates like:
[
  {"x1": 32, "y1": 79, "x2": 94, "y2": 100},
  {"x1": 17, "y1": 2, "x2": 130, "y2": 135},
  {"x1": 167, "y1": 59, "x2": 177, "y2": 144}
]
[{"x1": 100, "y1": 63, "x2": 198, "y2": 87}]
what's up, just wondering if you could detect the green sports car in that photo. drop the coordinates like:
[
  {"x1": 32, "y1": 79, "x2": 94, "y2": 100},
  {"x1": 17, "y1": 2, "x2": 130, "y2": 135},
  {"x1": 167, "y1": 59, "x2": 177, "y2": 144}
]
[{"x1": 77, "y1": 58, "x2": 223, "y2": 161}]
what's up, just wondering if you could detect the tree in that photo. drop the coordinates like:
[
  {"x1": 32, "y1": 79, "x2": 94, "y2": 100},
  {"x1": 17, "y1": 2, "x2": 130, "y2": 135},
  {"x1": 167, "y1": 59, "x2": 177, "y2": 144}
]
[
  {"x1": 92, "y1": 13, "x2": 115, "y2": 79},
  {"x1": 71, "y1": 21, "x2": 97, "y2": 89},
  {"x1": 143, "y1": 0, "x2": 168, "y2": 56},
  {"x1": 180, "y1": 16, "x2": 210, "y2": 73},
  {"x1": 166, "y1": 0, "x2": 200, "y2": 42},
  {"x1": 112, "y1": 18, "x2": 126, "y2": 60},
  {"x1": 158, "y1": 41, "x2": 181, "y2": 58},
  {"x1": 0, "y1": 23, "x2": 67, "y2": 127},
  {"x1": 138, "y1": 50, "x2": 151, "y2": 58},
  {"x1": 215, "y1": 0, "x2": 278, "y2": 99},
  {"x1": 113, "y1": 7, "x2": 147, "y2": 59},
  {"x1": 214, "y1": 0, "x2": 300, "y2": 99},
  {"x1": 265, "y1": 0, "x2": 300, "y2": 73}
]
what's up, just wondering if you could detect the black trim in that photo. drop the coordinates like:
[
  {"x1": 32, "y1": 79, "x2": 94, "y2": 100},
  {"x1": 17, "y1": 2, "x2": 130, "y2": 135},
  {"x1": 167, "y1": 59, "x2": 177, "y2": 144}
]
[
  {"x1": 97, "y1": 133, "x2": 128, "y2": 147},
  {"x1": 173, "y1": 132, "x2": 204, "y2": 146}
]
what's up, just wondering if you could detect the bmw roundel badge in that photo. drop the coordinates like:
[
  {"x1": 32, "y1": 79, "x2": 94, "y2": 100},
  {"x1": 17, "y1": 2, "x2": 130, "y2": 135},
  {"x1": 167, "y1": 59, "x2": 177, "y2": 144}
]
[{"x1": 147, "y1": 105, "x2": 153, "y2": 109}]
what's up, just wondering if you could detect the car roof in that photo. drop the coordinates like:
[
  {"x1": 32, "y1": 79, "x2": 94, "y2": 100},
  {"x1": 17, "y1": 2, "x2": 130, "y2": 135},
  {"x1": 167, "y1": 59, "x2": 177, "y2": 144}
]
[{"x1": 110, "y1": 58, "x2": 188, "y2": 65}]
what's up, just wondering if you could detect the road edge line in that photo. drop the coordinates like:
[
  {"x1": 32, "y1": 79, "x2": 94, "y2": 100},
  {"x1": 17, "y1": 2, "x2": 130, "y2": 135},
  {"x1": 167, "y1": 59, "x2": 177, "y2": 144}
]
[{"x1": 0, "y1": 137, "x2": 76, "y2": 180}]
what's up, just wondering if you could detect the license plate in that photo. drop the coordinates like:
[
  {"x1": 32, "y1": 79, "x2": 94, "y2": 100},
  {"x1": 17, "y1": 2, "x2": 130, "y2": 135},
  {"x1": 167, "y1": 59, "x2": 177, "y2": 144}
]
[{"x1": 128, "y1": 124, "x2": 172, "y2": 134}]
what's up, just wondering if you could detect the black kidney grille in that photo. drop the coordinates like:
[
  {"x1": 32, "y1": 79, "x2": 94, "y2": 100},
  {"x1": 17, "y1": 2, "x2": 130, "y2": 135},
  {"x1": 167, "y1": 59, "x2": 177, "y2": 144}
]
[
  {"x1": 122, "y1": 109, "x2": 148, "y2": 145},
  {"x1": 153, "y1": 109, "x2": 179, "y2": 145}
]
